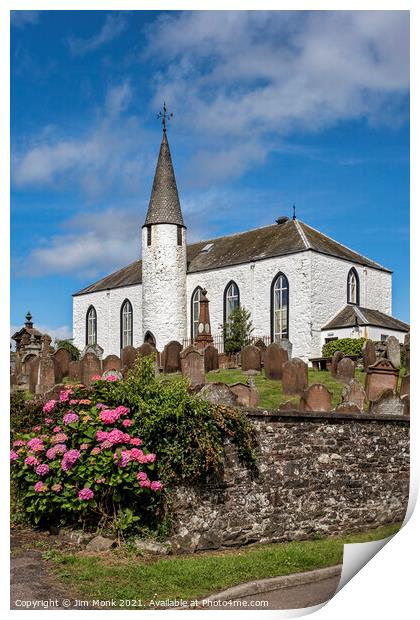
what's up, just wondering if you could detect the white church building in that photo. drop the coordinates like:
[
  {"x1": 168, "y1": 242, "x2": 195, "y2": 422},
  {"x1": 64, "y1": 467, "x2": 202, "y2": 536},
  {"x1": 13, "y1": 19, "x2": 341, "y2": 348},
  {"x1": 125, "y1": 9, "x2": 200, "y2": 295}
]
[{"x1": 72, "y1": 125, "x2": 408, "y2": 361}]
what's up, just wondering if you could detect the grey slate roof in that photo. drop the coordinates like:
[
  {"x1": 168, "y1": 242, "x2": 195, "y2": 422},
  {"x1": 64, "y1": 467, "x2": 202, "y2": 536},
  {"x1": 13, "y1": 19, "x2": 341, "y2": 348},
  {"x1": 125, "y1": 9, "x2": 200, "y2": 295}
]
[
  {"x1": 73, "y1": 219, "x2": 392, "y2": 296},
  {"x1": 143, "y1": 131, "x2": 184, "y2": 227},
  {"x1": 322, "y1": 305, "x2": 409, "y2": 332}
]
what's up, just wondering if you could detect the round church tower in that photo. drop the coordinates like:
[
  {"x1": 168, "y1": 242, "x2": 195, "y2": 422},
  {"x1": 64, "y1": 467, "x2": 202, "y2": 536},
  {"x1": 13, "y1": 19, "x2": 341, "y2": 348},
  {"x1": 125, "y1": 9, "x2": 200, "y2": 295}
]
[{"x1": 141, "y1": 122, "x2": 187, "y2": 350}]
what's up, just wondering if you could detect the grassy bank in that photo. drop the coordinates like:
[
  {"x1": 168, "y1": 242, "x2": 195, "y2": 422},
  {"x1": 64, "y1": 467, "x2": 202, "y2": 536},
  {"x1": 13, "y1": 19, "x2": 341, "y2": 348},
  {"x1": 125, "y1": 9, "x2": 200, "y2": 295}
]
[{"x1": 51, "y1": 523, "x2": 400, "y2": 607}]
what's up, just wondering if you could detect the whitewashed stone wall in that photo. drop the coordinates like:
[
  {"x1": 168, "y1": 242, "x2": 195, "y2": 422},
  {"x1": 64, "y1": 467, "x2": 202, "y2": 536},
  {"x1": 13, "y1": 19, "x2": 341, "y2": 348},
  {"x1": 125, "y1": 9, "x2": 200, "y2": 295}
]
[
  {"x1": 72, "y1": 284, "x2": 142, "y2": 356},
  {"x1": 141, "y1": 224, "x2": 187, "y2": 351},
  {"x1": 320, "y1": 326, "x2": 406, "y2": 348},
  {"x1": 309, "y1": 252, "x2": 392, "y2": 357}
]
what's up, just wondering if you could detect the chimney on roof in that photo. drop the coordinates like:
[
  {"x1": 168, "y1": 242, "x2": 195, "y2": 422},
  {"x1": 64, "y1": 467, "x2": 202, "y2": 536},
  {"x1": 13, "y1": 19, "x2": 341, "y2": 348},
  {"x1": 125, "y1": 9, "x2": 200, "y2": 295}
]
[{"x1": 276, "y1": 216, "x2": 289, "y2": 225}]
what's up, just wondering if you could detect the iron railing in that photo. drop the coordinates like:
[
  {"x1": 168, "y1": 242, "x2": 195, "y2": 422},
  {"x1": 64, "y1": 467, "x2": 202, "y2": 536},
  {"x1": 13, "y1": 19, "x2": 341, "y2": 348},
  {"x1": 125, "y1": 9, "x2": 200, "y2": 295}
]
[{"x1": 182, "y1": 334, "x2": 272, "y2": 354}]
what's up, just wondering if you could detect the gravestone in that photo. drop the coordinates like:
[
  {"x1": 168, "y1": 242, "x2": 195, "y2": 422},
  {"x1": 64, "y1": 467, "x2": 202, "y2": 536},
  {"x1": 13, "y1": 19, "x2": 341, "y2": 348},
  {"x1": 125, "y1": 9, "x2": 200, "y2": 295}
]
[
  {"x1": 68, "y1": 361, "x2": 81, "y2": 382},
  {"x1": 198, "y1": 383, "x2": 238, "y2": 406},
  {"x1": 180, "y1": 345, "x2": 205, "y2": 387},
  {"x1": 334, "y1": 401, "x2": 361, "y2": 414},
  {"x1": 81, "y1": 343, "x2": 104, "y2": 360},
  {"x1": 102, "y1": 355, "x2": 122, "y2": 373},
  {"x1": 121, "y1": 346, "x2": 138, "y2": 370},
  {"x1": 37, "y1": 335, "x2": 56, "y2": 394},
  {"x1": 403, "y1": 333, "x2": 410, "y2": 372},
  {"x1": 282, "y1": 358, "x2": 308, "y2": 395},
  {"x1": 254, "y1": 339, "x2": 267, "y2": 353},
  {"x1": 163, "y1": 341, "x2": 183, "y2": 373},
  {"x1": 331, "y1": 351, "x2": 345, "y2": 378},
  {"x1": 400, "y1": 373, "x2": 409, "y2": 398},
  {"x1": 341, "y1": 379, "x2": 366, "y2": 412},
  {"x1": 53, "y1": 348, "x2": 72, "y2": 382},
  {"x1": 278, "y1": 338, "x2": 293, "y2": 360},
  {"x1": 264, "y1": 342, "x2": 288, "y2": 380},
  {"x1": 365, "y1": 359, "x2": 399, "y2": 402},
  {"x1": 299, "y1": 384, "x2": 332, "y2": 412},
  {"x1": 28, "y1": 357, "x2": 40, "y2": 394},
  {"x1": 386, "y1": 336, "x2": 401, "y2": 369},
  {"x1": 137, "y1": 343, "x2": 158, "y2": 359},
  {"x1": 370, "y1": 389, "x2": 405, "y2": 416},
  {"x1": 230, "y1": 382, "x2": 260, "y2": 407},
  {"x1": 204, "y1": 345, "x2": 219, "y2": 373},
  {"x1": 362, "y1": 340, "x2": 376, "y2": 371},
  {"x1": 81, "y1": 352, "x2": 102, "y2": 387},
  {"x1": 401, "y1": 394, "x2": 410, "y2": 417},
  {"x1": 241, "y1": 345, "x2": 261, "y2": 372},
  {"x1": 336, "y1": 358, "x2": 355, "y2": 384},
  {"x1": 102, "y1": 370, "x2": 123, "y2": 381}
]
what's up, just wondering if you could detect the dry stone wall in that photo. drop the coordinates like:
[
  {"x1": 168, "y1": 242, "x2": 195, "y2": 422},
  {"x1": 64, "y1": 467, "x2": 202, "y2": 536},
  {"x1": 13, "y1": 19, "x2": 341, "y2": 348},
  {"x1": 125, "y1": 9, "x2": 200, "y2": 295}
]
[{"x1": 169, "y1": 409, "x2": 409, "y2": 553}]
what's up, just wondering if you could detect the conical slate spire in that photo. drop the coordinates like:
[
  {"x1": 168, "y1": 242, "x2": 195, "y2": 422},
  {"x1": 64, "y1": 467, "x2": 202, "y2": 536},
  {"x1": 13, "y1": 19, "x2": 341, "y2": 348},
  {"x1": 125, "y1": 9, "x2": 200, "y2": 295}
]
[{"x1": 143, "y1": 130, "x2": 185, "y2": 227}]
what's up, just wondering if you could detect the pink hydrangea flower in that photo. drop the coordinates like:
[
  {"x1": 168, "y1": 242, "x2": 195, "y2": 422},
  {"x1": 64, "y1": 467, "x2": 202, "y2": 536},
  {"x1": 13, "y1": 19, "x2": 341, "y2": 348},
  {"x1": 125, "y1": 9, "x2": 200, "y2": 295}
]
[
  {"x1": 59, "y1": 389, "x2": 72, "y2": 402},
  {"x1": 61, "y1": 449, "x2": 81, "y2": 471},
  {"x1": 122, "y1": 419, "x2": 132, "y2": 427},
  {"x1": 34, "y1": 481, "x2": 47, "y2": 493},
  {"x1": 24, "y1": 455, "x2": 39, "y2": 466},
  {"x1": 139, "y1": 479, "x2": 151, "y2": 488},
  {"x1": 130, "y1": 438, "x2": 142, "y2": 446},
  {"x1": 150, "y1": 481, "x2": 163, "y2": 492},
  {"x1": 144, "y1": 453, "x2": 156, "y2": 463},
  {"x1": 114, "y1": 450, "x2": 131, "y2": 467},
  {"x1": 33, "y1": 425, "x2": 41, "y2": 432},
  {"x1": 10, "y1": 450, "x2": 19, "y2": 462},
  {"x1": 63, "y1": 412, "x2": 79, "y2": 425},
  {"x1": 100, "y1": 409, "x2": 120, "y2": 425},
  {"x1": 95, "y1": 477, "x2": 106, "y2": 484},
  {"x1": 27, "y1": 437, "x2": 44, "y2": 451},
  {"x1": 80, "y1": 443, "x2": 89, "y2": 451},
  {"x1": 13, "y1": 440, "x2": 26, "y2": 447},
  {"x1": 51, "y1": 483, "x2": 62, "y2": 493},
  {"x1": 43, "y1": 400, "x2": 56, "y2": 414},
  {"x1": 51, "y1": 433, "x2": 68, "y2": 445},
  {"x1": 114, "y1": 405, "x2": 129, "y2": 416},
  {"x1": 96, "y1": 403, "x2": 107, "y2": 410},
  {"x1": 45, "y1": 418, "x2": 54, "y2": 425},
  {"x1": 53, "y1": 426, "x2": 61, "y2": 433},
  {"x1": 91, "y1": 374, "x2": 102, "y2": 381},
  {"x1": 36, "y1": 464, "x2": 49, "y2": 476},
  {"x1": 79, "y1": 399, "x2": 91, "y2": 405},
  {"x1": 69, "y1": 399, "x2": 78, "y2": 405},
  {"x1": 137, "y1": 471, "x2": 148, "y2": 481},
  {"x1": 91, "y1": 447, "x2": 101, "y2": 455},
  {"x1": 46, "y1": 444, "x2": 67, "y2": 460},
  {"x1": 105, "y1": 374, "x2": 119, "y2": 382},
  {"x1": 78, "y1": 488, "x2": 94, "y2": 501}
]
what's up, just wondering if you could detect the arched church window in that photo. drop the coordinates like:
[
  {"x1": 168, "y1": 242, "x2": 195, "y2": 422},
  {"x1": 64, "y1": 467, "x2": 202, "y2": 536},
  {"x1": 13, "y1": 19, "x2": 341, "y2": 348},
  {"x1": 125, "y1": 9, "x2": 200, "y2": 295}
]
[
  {"x1": 347, "y1": 268, "x2": 360, "y2": 305},
  {"x1": 120, "y1": 300, "x2": 133, "y2": 349},
  {"x1": 271, "y1": 273, "x2": 289, "y2": 342},
  {"x1": 191, "y1": 286, "x2": 203, "y2": 340},
  {"x1": 224, "y1": 281, "x2": 240, "y2": 324},
  {"x1": 86, "y1": 306, "x2": 97, "y2": 345}
]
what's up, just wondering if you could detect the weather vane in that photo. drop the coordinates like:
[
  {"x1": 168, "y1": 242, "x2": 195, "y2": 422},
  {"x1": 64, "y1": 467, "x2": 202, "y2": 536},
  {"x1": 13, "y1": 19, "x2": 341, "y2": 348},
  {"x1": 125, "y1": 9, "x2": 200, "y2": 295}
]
[
  {"x1": 292, "y1": 204, "x2": 296, "y2": 220},
  {"x1": 157, "y1": 102, "x2": 173, "y2": 132}
]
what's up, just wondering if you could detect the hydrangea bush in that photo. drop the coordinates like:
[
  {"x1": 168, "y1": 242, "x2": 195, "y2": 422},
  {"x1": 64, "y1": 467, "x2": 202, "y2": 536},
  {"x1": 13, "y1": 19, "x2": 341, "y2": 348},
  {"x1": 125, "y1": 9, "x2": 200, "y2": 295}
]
[{"x1": 10, "y1": 382, "x2": 163, "y2": 534}]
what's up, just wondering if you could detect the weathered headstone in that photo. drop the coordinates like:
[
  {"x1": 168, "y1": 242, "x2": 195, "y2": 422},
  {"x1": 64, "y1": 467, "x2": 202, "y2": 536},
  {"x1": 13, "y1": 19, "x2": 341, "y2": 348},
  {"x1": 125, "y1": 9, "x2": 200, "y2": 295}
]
[
  {"x1": 341, "y1": 379, "x2": 366, "y2": 411},
  {"x1": 137, "y1": 343, "x2": 158, "y2": 359},
  {"x1": 400, "y1": 373, "x2": 409, "y2": 398},
  {"x1": 331, "y1": 351, "x2": 345, "y2": 378},
  {"x1": 28, "y1": 357, "x2": 40, "y2": 394},
  {"x1": 162, "y1": 341, "x2": 183, "y2": 373},
  {"x1": 204, "y1": 344, "x2": 219, "y2": 373},
  {"x1": 102, "y1": 355, "x2": 122, "y2": 373},
  {"x1": 299, "y1": 384, "x2": 332, "y2": 412},
  {"x1": 68, "y1": 360, "x2": 81, "y2": 382},
  {"x1": 362, "y1": 339, "x2": 376, "y2": 371},
  {"x1": 230, "y1": 382, "x2": 260, "y2": 408},
  {"x1": 365, "y1": 359, "x2": 399, "y2": 402},
  {"x1": 282, "y1": 358, "x2": 308, "y2": 395},
  {"x1": 81, "y1": 352, "x2": 102, "y2": 387},
  {"x1": 53, "y1": 348, "x2": 72, "y2": 382},
  {"x1": 254, "y1": 339, "x2": 267, "y2": 353},
  {"x1": 278, "y1": 338, "x2": 293, "y2": 360},
  {"x1": 241, "y1": 345, "x2": 261, "y2": 372},
  {"x1": 336, "y1": 357, "x2": 355, "y2": 384},
  {"x1": 180, "y1": 345, "x2": 205, "y2": 387},
  {"x1": 401, "y1": 394, "x2": 410, "y2": 417},
  {"x1": 37, "y1": 335, "x2": 56, "y2": 394},
  {"x1": 121, "y1": 346, "x2": 138, "y2": 370},
  {"x1": 403, "y1": 332, "x2": 410, "y2": 372},
  {"x1": 370, "y1": 389, "x2": 405, "y2": 416},
  {"x1": 335, "y1": 401, "x2": 362, "y2": 414},
  {"x1": 198, "y1": 382, "x2": 238, "y2": 406},
  {"x1": 386, "y1": 336, "x2": 401, "y2": 369},
  {"x1": 264, "y1": 342, "x2": 288, "y2": 381}
]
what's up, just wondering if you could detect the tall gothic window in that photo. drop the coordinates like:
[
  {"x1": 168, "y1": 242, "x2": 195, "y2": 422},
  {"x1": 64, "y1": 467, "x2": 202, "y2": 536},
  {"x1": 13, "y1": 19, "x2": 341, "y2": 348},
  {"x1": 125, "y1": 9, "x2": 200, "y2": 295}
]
[
  {"x1": 191, "y1": 286, "x2": 203, "y2": 339},
  {"x1": 86, "y1": 306, "x2": 97, "y2": 345},
  {"x1": 224, "y1": 281, "x2": 240, "y2": 324},
  {"x1": 271, "y1": 273, "x2": 289, "y2": 341},
  {"x1": 120, "y1": 299, "x2": 133, "y2": 349},
  {"x1": 347, "y1": 268, "x2": 360, "y2": 305}
]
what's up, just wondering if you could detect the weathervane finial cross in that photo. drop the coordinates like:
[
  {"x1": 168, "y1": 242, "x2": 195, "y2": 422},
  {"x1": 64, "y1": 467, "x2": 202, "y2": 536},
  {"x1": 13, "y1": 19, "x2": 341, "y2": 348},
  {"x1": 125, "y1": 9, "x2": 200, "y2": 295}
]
[{"x1": 157, "y1": 102, "x2": 173, "y2": 132}]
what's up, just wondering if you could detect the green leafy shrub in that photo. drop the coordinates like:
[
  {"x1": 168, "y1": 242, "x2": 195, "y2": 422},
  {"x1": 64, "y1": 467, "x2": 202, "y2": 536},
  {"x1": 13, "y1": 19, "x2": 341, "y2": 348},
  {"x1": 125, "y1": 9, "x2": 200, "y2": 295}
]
[
  {"x1": 221, "y1": 306, "x2": 254, "y2": 354},
  {"x1": 322, "y1": 338, "x2": 366, "y2": 358},
  {"x1": 10, "y1": 392, "x2": 44, "y2": 438}
]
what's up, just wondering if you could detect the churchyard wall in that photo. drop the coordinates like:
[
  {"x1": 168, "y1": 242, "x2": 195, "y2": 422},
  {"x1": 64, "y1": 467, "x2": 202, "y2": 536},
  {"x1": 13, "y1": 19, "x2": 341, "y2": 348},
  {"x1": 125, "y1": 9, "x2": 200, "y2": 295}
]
[
  {"x1": 309, "y1": 252, "x2": 392, "y2": 357},
  {"x1": 170, "y1": 408, "x2": 409, "y2": 553}
]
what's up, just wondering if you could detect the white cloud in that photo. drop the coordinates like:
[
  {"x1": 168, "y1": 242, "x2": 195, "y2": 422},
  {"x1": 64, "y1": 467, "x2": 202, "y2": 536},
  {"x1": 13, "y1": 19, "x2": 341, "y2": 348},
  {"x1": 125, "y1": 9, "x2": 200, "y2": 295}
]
[
  {"x1": 144, "y1": 10, "x2": 409, "y2": 183},
  {"x1": 11, "y1": 11, "x2": 40, "y2": 28},
  {"x1": 67, "y1": 13, "x2": 127, "y2": 56}
]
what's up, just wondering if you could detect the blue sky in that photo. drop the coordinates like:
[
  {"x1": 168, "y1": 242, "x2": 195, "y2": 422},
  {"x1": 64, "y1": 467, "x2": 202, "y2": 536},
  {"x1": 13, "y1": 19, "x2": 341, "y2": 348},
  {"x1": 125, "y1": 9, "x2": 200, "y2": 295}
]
[{"x1": 11, "y1": 10, "x2": 409, "y2": 340}]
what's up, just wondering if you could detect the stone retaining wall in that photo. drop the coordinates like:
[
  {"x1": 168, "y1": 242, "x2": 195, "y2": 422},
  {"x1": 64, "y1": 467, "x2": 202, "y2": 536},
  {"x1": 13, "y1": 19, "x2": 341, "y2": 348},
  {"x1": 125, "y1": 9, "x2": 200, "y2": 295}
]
[{"x1": 169, "y1": 409, "x2": 409, "y2": 553}]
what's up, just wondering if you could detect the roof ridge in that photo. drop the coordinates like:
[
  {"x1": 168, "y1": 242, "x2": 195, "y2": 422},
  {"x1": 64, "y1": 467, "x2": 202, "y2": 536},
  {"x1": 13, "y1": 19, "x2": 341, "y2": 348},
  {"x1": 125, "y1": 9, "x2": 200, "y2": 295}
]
[
  {"x1": 187, "y1": 221, "x2": 285, "y2": 246},
  {"x1": 293, "y1": 219, "x2": 310, "y2": 249},
  {"x1": 300, "y1": 221, "x2": 389, "y2": 271}
]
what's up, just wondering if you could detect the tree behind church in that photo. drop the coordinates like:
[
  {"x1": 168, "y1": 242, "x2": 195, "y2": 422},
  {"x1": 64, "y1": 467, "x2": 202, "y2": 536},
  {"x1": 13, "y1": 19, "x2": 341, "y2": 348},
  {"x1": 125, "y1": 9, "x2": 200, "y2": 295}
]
[{"x1": 221, "y1": 307, "x2": 254, "y2": 354}]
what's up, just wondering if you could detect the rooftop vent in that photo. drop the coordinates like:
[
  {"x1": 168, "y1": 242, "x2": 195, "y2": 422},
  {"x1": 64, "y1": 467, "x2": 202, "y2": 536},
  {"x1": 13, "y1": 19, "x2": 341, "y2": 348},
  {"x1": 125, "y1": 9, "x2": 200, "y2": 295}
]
[
  {"x1": 276, "y1": 216, "x2": 289, "y2": 225},
  {"x1": 200, "y1": 243, "x2": 214, "y2": 253}
]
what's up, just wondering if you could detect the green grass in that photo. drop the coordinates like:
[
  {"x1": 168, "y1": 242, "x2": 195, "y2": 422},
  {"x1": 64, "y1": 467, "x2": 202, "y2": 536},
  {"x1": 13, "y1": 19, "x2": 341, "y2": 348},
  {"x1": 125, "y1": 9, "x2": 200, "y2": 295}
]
[
  {"x1": 51, "y1": 524, "x2": 401, "y2": 607},
  {"x1": 205, "y1": 368, "x2": 367, "y2": 409}
]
